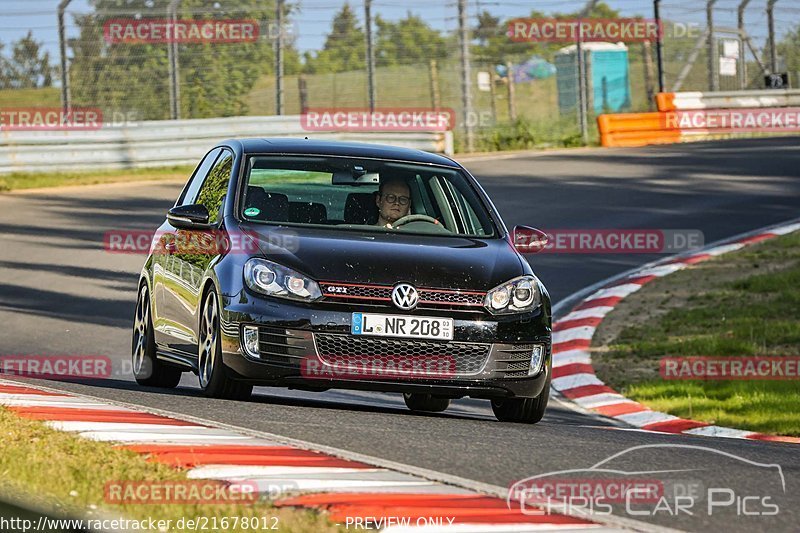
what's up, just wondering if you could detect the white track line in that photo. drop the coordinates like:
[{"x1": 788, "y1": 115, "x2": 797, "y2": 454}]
[
  {"x1": 552, "y1": 350, "x2": 592, "y2": 367},
  {"x1": 552, "y1": 327, "x2": 596, "y2": 344},
  {"x1": 573, "y1": 393, "x2": 637, "y2": 410},
  {"x1": 558, "y1": 307, "x2": 615, "y2": 322},
  {"x1": 551, "y1": 373, "x2": 602, "y2": 391}
]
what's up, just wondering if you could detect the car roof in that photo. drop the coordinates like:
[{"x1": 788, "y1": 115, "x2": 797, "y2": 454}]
[{"x1": 220, "y1": 138, "x2": 460, "y2": 167}]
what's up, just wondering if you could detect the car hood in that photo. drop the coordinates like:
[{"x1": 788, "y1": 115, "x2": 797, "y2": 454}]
[{"x1": 241, "y1": 225, "x2": 524, "y2": 291}]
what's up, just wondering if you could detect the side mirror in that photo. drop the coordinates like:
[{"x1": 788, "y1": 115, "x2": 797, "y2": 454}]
[
  {"x1": 512, "y1": 225, "x2": 549, "y2": 254},
  {"x1": 167, "y1": 204, "x2": 211, "y2": 230}
]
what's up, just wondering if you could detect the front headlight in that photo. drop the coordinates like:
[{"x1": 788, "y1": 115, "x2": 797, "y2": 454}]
[
  {"x1": 244, "y1": 258, "x2": 322, "y2": 302},
  {"x1": 485, "y1": 275, "x2": 542, "y2": 314}
]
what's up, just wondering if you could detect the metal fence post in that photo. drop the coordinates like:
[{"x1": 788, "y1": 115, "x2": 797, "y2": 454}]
[
  {"x1": 429, "y1": 59, "x2": 441, "y2": 109},
  {"x1": 577, "y1": 36, "x2": 589, "y2": 144},
  {"x1": 767, "y1": 0, "x2": 779, "y2": 74},
  {"x1": 737, "y1": 0, "x2": 751, "y2": 89},
  {"x1": 57, "y1": 0, "x2": 73, "y2": 114},
  {"x1": 653, "y1": 0, "x2": 665, "y2": 93},
  {"x1": 365, "y1": 0, "x2": 376, "y2": 112},
  {"x1": 506, "y1": 61, "x2": 517, "y2": 121},
  {"x1": 167, "y1": 0, "x2": 181, "y2": 119},
  {"x1": 706, "y1": 0, "x2": 718, "y2": 91},
  {"x1": 275, "y1": 0, "x2": 285, "y2": 115},
  {"x1": 577, "y1": 0, "x2": 597, "y2": 145},
  {"x1": 458, "y1": 0, "x2": 474, "y2": 152}
]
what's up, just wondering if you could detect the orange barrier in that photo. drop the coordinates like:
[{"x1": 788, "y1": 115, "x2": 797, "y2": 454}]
[
  {"x1": 599, "y1": 90, "x2": 800, "y2": 148},
  {"x1": 597, "y1": 112, "x2": 680, "y2": 147},
  {"x1": 655, "y1": 92, "x2": 677, "y2": 112}
]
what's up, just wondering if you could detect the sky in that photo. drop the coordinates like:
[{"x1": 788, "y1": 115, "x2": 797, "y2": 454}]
[{"x1": 0, "y1": 0, "x2": 796, "y2": 65}]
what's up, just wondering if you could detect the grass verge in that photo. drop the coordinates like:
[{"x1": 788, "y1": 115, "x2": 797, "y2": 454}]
[
  {"x1": 0, "y1": 406, "x2": 341, "y2": 532},
  {"x1": 593, "y1": 231, "x2": 800, "y2": 436},
  {"x1": 0, "y1": 166, "x2": 193, "y2": 193}
]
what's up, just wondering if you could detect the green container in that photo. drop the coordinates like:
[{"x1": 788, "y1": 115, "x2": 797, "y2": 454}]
[{"x1": 555, "y1": 42, "x2": 631, "y2": 115}]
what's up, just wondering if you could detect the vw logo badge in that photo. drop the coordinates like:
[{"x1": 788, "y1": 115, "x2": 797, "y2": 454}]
[{"x1": 391, "y1": 283, "x2": 419, "y2": 310}]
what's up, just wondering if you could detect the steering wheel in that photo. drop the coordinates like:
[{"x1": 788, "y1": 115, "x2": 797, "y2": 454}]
[{"x1": 390, "y1": 214, "x2": 441, "y2": 228}]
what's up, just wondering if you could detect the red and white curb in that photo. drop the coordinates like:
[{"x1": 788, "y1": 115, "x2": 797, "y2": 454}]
[
  {"x1": 0, "y1": 380, "x2": 613, "y2": 532},
  {"x1": 551, "y1": 220, "x2": 800, "y2": 444}
]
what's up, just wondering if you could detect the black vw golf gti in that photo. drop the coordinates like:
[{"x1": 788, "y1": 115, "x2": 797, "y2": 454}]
[{"x1": 133, "y1": 139, "x2": 552, "y2": 423}]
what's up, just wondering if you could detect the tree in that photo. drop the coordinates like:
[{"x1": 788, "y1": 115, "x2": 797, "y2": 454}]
[
  {"x1": 374, "y1": 13, "x2": 447, "y2": 67},
  {"x1": 69, "y1": 0, "x2": 286, "y2": 119},
  {"x1": 304, "y1": 3, "x2": 365, "y2": 74},
  {"x1": 4, "y1": 31, "x2": 53, "y2": 88},
  {"x1": 777, "y1": 24, "x2": 800, "y2": 78},
  {"x1": 0, "y1": 41, "x2": 8, "y2": 89},
  {"x1": 474, "y1": 11, "x2": 501, "y2": 48},
  {"x1": 471, "y1": 2, "x2": 624, "y2": 63}
]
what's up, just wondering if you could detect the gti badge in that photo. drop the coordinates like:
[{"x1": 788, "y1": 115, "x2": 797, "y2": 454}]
[{"x1": 391, "y1": 283, "x2": 419, "y2": 310}]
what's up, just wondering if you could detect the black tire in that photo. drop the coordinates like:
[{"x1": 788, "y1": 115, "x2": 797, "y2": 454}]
[
  {"x1": 491, "y1": 382, "x2": 549, "y2": 423},
  {"x1": 403, "y1": 393, "x2": 450, "y2": 413},
  {"x1": 132, "y1": 284, "x2": 182, "y2": 388},
  {"x1": 198, "y1": 289, "x2": 253, "y2": 400}
]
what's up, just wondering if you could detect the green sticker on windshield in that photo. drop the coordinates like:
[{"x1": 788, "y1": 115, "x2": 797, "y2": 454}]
[{"x1": 244, "y1": 207, "x2": 260, "y2": 217}]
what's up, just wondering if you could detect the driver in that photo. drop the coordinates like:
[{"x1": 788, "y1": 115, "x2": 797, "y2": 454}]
[{"x1": 375, "y1": 177, "x2": 411, "y2": 227}]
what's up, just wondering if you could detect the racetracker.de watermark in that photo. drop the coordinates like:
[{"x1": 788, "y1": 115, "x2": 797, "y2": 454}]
[
  {"x1": 510, "y1": 478, "x2": 664, "y2": 505},
  {"x1": 301, "y1": 355, "x2": 456, "y2": 381},
  {"x1": 661, "y1": 357, "x2": 800, "y2": 380},
  {"x1": 0, "y1": 107, "x2": 102, "y2": 131},
  {"x1": 0, "y1": 108, "x2": 141, "y2": 131},
  {"x1": 103, "y1": 19, "x2": 259, "y2": 44},
  {"x1": 300, "y1": 108, "x2": 456, "y2": 132},
  {"x1": 664, "y1": 108, "x2": 800, "y2": 133},
  {"x1": 103, "y1": 229, "x2": 299, "y2": 255},
  {"x1": 507, "y1": 18, "x2": 701, "y2": 43},
  {"x1": 514, "y1": 228, "x2": 704, "y2": 254},
  {"x1": 0, "y1": 355, "x2": 111, "y2": 379},
  {"x1": 104, "y1": 480, "x2": 259, "y2": 505}
]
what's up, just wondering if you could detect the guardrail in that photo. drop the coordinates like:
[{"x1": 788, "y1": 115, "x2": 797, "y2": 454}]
[
  {"x1": 0, "y1": 115, "x2": 454, "y2": 174},
  {"x1": 656, "y1": 89, "x2": 800, "y2": 111},
  {"x1": 598, "y1": 89, "x2": 800, "y2": 148}
]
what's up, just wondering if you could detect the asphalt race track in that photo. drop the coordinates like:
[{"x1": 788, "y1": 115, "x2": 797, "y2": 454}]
[{"x1": 1, "y1": 138, "x2": 799, "y2": 532}]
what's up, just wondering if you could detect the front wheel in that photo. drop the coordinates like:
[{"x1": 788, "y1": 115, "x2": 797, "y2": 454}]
[
  {"x1": 403, "y1": 393, "x2": 450, "y2": 413},
  {"x1": 132, "y1": 284, "x2": 182, "y2": 388},
  {"x1": 198, "y1": 289, "x2": 252, "y2": 400},
  {"x1": 491, "y1": 381, "x2": 549, "y2": 423}
]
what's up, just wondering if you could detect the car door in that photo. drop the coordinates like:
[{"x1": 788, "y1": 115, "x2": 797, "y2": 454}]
[
  {"x1": 166, "y1": 149, "x2": 234, "y2": 354},
  {"x1": 153, "y1": 147, "x2": 221, "y2": 349}
]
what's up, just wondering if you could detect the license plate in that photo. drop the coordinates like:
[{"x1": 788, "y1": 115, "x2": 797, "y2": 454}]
[{"x1": 351, "y1": 313, "x2": 453, "y2": 341}]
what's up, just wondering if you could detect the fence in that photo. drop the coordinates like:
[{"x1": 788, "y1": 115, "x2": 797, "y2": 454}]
[
  {"x1": 0, "y1": 1, "x2": 798, "y2": 154},
  {"x1": 0, "y1": 115, "x2": 452, "y2": 174}
]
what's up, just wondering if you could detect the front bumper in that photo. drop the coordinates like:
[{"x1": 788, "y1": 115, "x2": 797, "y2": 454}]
[{"x1": 218, "y1": 292, "x2": 552, "y2": 399}]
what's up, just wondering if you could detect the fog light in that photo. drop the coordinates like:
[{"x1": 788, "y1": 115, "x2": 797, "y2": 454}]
[
  {"x1": 242, "y1": 325, "x2": 260, "y2": 358},
  {"x1": 528, "y1": 345, "x2": 544, "y2": 376}
]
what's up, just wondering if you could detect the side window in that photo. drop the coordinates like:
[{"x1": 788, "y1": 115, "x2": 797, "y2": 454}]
[
  {"x1": 196, "y1": 150, "x2": 234, "y2": 225},
  {"x1": 179, "y1": 148, "x2": 222, "y2": 206}
]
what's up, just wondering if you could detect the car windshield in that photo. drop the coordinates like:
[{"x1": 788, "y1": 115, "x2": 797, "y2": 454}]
[{"x1": 241, "y1": 155, "x2": 496, "y2": 237}]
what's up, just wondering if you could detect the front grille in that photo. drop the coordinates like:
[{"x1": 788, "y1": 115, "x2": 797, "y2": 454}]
[
  {"x1": 418, "y1": 288, "x2": 484, "y2": 306},
  {"x1": 318, "y1": 282, "x2": 485, "y2": 309},
  {"x1": 313, "y1": 333, "x2": 490, "y2": 376},
  {"x1": 495, "y1": 344, "x2": 535, "y2": 378}
]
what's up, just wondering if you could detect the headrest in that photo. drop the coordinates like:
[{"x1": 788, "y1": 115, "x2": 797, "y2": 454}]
[
  {"x1": 344, "y1": 192, "x2": 378, "y2": 225},
  {"x1": 289, "y1": 202, "x2": 327, "y2": 224},
  {"x1": 245, "y1": 187, "x2": 289, "y2": 221}
]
